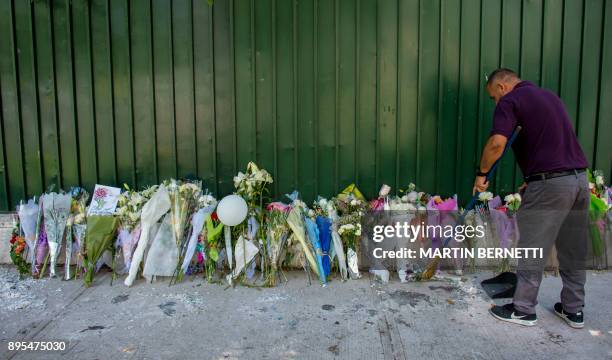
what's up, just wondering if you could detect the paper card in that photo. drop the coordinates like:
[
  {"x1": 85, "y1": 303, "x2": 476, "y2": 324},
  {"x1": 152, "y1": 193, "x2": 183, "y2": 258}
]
[{"x1": 87, "y1": 184, "x2": 121, "y2": 216}]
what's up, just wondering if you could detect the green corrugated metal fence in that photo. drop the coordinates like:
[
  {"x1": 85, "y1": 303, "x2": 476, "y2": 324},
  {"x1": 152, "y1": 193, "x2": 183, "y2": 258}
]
[{"x1": 0, "y1": 0, "x2": 611, "y2": 210}]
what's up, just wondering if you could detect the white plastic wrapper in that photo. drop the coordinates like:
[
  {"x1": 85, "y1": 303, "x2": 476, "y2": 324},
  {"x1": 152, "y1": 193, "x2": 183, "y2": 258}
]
[
  {"x1": 228, "y1": 236, "x2": 259, "y2": 282},
  {"x1": 370, "y1": 269, "x2": 389, "y2": 283},
  {"x1": 125, "y1": 185, "x2": 171, "y2": 286},
  {"x1": 347, "y1": 248, "x2": 361, "y2": 279},
  {"x1": 143, "y1": 214, "x2": 178, "y2": 280},
  {"x1": 181, "y1": 208, "x2": 209, "y2": 273},
  {"x1": 329, "y1": 208, "x2": 348, "y2": 280},
  {"x1": 41, "y1": 193, "x2": 72, "y2": 277},
  {"x1": 17, "y1": 199, "x2": 39, "y2": 273}
]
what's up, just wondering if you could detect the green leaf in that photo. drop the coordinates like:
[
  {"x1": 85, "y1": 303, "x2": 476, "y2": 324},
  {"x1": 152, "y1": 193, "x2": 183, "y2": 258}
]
[{"x1": 210, "y1": 248, "x2": 218, "y2": 262}]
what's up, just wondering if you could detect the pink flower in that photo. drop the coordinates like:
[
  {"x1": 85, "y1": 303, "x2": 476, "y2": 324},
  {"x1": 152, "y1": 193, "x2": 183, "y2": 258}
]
[{"x1": 94, "y1": 187, "x2": 108, "y2": 198}]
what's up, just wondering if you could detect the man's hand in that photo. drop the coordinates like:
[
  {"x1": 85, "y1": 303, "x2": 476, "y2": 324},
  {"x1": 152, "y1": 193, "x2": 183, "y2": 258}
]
[
  {"x1": 518, "y1": 182, "x2": 527, "y2": 194},
  {"x1": 473, "y1": 176, "x2": 489, "y2": 195}
]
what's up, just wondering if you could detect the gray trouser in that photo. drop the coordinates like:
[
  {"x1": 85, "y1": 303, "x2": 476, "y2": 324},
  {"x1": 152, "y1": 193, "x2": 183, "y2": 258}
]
[{"x1": 513, "y1": 171, "x2": 589, "y2": 314}]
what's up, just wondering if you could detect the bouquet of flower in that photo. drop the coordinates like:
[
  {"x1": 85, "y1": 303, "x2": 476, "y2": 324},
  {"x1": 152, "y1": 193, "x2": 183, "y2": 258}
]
[
  {"x1": 588, "y1": 170, "x2": 608, "y2": 263},
  {"x1": 336, "y1": 183, "x2": 366, "y2": 203},
  {"x1": 264, "y1": 203, "x2": 290, "y2": 286},
  {"x1": 166, "y1": 180, "x2": 202, "y2": 283},
  {"x1": 489, "y1": 195, "x2": 521, "y2": 273},
  {"x1": 234, "y1": 162, "x2": 273, "y2": 208},
  {"x1": 311, "y1": 197, "x2": 335, "y2": 278},
  {"x1": 180, "y1": 193, "x2": 217, "y2": 276},
  {"x1": 305, "y1": 216, "x2": 326, "y2": 285},
  {"x1": 115, "y1": 184, "x2": 152, "y2": 230},
  {"x1": 204, "y1": 212, "x2": 224, "y2": 282},
  {"x1": 370, "y1": 184, "x2": 392, "y2": 211},
  {"x1": 9, "y1": 215, "x2": 29, "y2": 277},
  {"x1": 233, "y1": 162, "x2": 274, "y2": 283},
  {"x1": 338, "y1": 216, "x2": 362, "y2": 279},
  {"x1": 286, "y1": 205, "x2": 320, "y2": 279},
  {"x1": 41, "y1": 192, "x2": 72, "y2": 278},
  {"x1": 334, "y1": 187, "x2": 366, "y2": 280},
  {"x1": 125, "y1": 185, "x2": 171, "y2": 286},
  {"x1": 82, "y1": 215, "x2": 119, "y2": 286},
  {"x1": 65, "y1": 187, "x2": 89, "y2": 279},
  {"x1": 17, "y1": 198, "x2": 40, "y2": 274},
  {"x1": 114, "y1": 185, "x2": 156, "y2": 274}
]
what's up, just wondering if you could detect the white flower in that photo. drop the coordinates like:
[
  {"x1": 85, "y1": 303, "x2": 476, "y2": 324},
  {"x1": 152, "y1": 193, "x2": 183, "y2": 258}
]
[
  {"x1": 513, "y1": 193, "x2": 521, "y2": 202},
  {"x1": 478, "y1": 191, "x2": 493, "y2": 202},
  {"x1": 406, "y1": 191, "x2": 418, "y2": 203},
  {"x1": 74, "y1": 213, "x2": 85, "y2": 224},
  {"x1": 589, "y1": 182, "x2": 595, "y2": 190},
  {"x1": 595, "y1": 175, "x2": 604, "y2": 186},
  {"x1": 129, "y1": 212, "x2": 140, "y2": 223},
  {"x1": 318, "y1": 198, "x2": 328, "y2": 208},
  {"x1": 350, "y1": 199, "x2": 359, "y2": 206},
  {"x1": 504, "y1": 194, "x2": 515, "y2": 203},
  {"x1": 132, "y1": 193, "x2": 144, "y2": 204},
  {"x1": 233, "y1": 172, "x2": 246, "y2": 187},
  {"x1": 400, "y1": 195, "x2": 409, "y2": 203}
]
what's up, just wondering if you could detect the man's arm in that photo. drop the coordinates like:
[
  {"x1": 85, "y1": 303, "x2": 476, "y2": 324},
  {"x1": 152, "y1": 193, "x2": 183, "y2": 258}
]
[
  {"x1": 472, "y1": 134, "x2": 508, "y2": 194},
  {"x1": 480, "y1": 134, "x2": 507, "y2": 172}
]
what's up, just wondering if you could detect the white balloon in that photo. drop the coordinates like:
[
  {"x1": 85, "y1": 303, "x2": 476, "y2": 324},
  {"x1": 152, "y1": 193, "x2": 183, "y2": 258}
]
[{"x1": 216, "y1": 194, "x2": 248, "y2": 226}]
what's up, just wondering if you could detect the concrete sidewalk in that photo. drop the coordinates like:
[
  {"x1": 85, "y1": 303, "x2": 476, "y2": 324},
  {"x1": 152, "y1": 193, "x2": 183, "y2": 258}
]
[{"x1": 0, "y1": 266, "x2": 610, "y2": 360}]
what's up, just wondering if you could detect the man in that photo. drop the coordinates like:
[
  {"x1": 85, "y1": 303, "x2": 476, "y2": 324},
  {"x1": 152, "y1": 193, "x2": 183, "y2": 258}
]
[{"x1": 473, "y1": 68, "x2": 589, "y2": 328}]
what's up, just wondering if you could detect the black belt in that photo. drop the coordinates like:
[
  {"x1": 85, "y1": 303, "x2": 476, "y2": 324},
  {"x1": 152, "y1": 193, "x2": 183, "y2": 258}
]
[{"x1": 524, "y1": 168, "x2": 586, "y2": 183}]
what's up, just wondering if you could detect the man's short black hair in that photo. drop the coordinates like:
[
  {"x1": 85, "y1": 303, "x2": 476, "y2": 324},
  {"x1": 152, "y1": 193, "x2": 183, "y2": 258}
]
[{"x1": 486, "y1": 68, "x2": 519, "y2": 85}]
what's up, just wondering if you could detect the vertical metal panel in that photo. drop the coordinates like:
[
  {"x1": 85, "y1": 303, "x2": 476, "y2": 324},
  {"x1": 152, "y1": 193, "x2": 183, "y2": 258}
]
[
  {"x1": 72, "y1": 0, "x2": 98, "y2": 190},
  {"x1": 275, "y1": 0, "x2": 297, "y2": 195},
  {"x1": 596, "y1": 0, "x2": 612, "y2": 179},
  {"x1": 152, "y1": 0, "x2": 177, "y2": 182},
  {"x1": 193, "y1": 1, "x2": 217, "y2": 192},
  {"x1": 110, "y1": 0, "x2": 136, "y2": 187},
  {"x1": 254, "y1": 0, "x2": 275, "y2": 177},
  {"x1": 130, "y1": 0, "x2": 157, "y2": 187},
  {"x1": 397, "y1": 0, "x2": 420, "y2": 191},
  {"x1": 437, "y1": 0, "x2": 460, "y2": 196},
  {"x1": 172, "y1": 0, "x2": 197, "y2": 177},
  {"x1": 417, "y1": 0, "x2": 440, "y2": 188},
  {"x1": 53, "y1": 0, "x2": 79, "y2": 189},
  {"x1": 337, "y1": 0, "x2": 357, "y2": 190},
  {"x1": 14, "y1": 0, "x2": 44, "y2": 197},
  {"x1": 0, "y1": 0, "x2": 26, "y2": 205},
  {"x1": 0, "y1": 0, "x2": 610, "y2": 209},
  {"x1": 356, "y1": 0, "x2": 377, "y2": 197},
  {"x1": 456, "y1": 0, "x2": 482, "y2": 207},
  {"x1": 233, "y1": 0, "x2": 256, "y2": 171},
  {"x1": 213, "y1": 0, "x2": 236, "y2": 195},
  {"x1": 497, "y1": 0, "x2": 520, "y2": 194},
  {"x1": 577, "y1": 0, "x2": 604, "y2": 166},
  {"x1": 34, "y1": 0, "x2": 61, "y2": 191},
  {"x1": 90, "y1": 0, "x2": 116, "y2": 185},
  {"x1": 296, "y1": 0, "x2": 316, "y2": 200},
  {"x1": 377, "y1": 0, "x2": 398, "y2": 191},
  {"x1": 316, "y1": 0, "x2": 336, "y2": 196}
]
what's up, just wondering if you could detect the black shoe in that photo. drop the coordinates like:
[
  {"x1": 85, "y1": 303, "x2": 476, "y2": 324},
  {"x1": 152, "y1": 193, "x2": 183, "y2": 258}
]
[
  {"x1": 554, "y1": 302, "x2": 584, "y2": 329},
  {"x1": 489, "y1": 303, "x2": 538, "y2": 326}
]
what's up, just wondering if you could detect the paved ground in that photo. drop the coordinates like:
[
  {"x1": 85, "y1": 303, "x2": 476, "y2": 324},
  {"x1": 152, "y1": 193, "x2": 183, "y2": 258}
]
[{"x1": 0, "y1": 266, "x2": 611, "y2": 360}]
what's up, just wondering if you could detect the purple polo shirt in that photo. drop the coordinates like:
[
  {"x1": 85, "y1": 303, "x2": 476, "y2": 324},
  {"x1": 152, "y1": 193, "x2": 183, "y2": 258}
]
[{"x1": 490, "y1": 81, "x2": 588, "y2": 176}]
